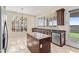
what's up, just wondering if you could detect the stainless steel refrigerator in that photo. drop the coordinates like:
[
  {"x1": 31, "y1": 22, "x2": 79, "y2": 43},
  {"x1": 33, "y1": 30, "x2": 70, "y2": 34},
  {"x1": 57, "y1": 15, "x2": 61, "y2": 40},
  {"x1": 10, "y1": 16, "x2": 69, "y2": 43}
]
[{"x1": 0, "y1": 6, "x2": 8, "y2": 53}]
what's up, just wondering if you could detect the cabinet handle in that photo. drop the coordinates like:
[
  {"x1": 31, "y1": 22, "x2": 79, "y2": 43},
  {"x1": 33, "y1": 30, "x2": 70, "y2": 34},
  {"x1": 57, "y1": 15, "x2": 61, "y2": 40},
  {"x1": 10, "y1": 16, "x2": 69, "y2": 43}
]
[{"x1": 40, "y1": 44, "x2": 42, "y2": 48}]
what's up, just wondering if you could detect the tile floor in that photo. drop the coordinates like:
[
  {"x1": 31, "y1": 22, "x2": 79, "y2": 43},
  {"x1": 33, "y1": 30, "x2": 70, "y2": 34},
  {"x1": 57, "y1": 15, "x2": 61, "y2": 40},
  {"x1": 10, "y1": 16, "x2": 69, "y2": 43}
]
[
  {"x1": 7, "y1": 32, "x2": 79, "y2": 53},
  {"x1": 7, "y1": 32, "x2": 30, "y2": 53}
]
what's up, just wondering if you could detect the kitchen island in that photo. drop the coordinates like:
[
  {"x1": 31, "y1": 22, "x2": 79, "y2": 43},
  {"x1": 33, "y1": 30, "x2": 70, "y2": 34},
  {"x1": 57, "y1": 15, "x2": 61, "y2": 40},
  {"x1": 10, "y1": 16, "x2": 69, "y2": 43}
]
[{"x1": 27, "y1": 32, "x2": 51, "y2": 53}]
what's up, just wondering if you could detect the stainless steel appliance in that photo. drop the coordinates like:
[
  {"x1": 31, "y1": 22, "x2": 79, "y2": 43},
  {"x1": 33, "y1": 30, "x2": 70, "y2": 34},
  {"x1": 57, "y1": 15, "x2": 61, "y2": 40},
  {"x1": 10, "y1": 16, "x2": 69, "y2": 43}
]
[
  {"x1": 52, "y1": 31, "x2": 65, "y2": 47},
  {"x1": 52, "y1": 33, "x2": 60, "y2": 45},
  {"x1": 0, "y1": 6, "x2": 8, "y2": 53},
  {"x1": 2, "y1": 21, "x2": 8, "y2": 53}
]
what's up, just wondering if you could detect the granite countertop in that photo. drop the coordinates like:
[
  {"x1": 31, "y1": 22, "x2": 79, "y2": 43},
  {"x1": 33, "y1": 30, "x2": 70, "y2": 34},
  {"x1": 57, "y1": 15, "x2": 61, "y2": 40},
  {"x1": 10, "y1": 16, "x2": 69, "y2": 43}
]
[
  {"x1": 27, "y1": 32, "x2": 51, "y2": 40},
  {"x1": 33, "y1": 28, "x2": 65, "y2": 33},
  {"x1": 52, "y1": 30, "x2": 65, "y2": 33}
]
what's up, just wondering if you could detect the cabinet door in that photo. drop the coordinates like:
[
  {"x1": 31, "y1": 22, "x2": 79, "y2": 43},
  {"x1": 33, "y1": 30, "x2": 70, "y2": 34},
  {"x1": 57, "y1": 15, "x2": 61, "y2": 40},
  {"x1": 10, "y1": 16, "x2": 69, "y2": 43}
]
[
  {"x1": 57, "y1": 11, "x2": 61, "y2": 25},
  {"x1": 40, "y1": 38, "x2": 51, "y2": 53},
  {"x1": 57, "y1": 8, "x2": 65, "y2": 25}
]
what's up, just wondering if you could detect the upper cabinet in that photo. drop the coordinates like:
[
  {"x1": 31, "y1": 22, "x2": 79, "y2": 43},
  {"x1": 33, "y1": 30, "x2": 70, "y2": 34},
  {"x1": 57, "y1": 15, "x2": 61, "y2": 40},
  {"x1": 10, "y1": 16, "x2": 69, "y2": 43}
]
[{"x1": 56, "y1": 8, "x2": 65, "y2": 25}]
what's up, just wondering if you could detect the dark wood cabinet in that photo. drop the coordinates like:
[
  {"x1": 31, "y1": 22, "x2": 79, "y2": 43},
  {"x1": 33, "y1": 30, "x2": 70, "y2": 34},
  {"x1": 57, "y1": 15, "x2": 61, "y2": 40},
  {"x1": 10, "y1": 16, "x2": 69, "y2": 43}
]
[
  {"x1": 27, "y1": 32, "x2": 51, "y2": 53},
  {"x1": 56, "y1": 8, "x2": 65, "y2": 25}
]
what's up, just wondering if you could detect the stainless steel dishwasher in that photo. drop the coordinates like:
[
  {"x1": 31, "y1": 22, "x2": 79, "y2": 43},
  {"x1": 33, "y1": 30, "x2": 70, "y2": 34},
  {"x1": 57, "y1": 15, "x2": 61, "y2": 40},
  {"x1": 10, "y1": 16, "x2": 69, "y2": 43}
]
[
  {"x1": 52, "y1": 31, "x2": 65, "y2": 47},
  {"x1": 52, "y1": 33, "x2": 60, "y2": 45}
]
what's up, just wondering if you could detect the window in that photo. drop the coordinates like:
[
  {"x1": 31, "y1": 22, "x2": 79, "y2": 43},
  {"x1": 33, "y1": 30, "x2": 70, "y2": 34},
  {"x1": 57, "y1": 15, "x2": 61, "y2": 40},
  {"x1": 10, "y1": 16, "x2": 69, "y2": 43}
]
[
  {"x1": 48, "y1": 17, "x2": 57, "y2": 26},
  {"x1": 12, "y1": 16, "x2": 27, "y2": 32},
  {"x1": 48, "y1": 17, "x2": 53, "y2": 26},
  {"x1": 36, "y1": 17, "x2": 47, "y2": 26},
  {"x1": 36, "y1": 16, "x2": 57, "y2": 27},
  {"x1": 53, "y1": 16, "x2": 57, "y2": 26},
  {"x1": 70, "y1": 17, "x2": 79, "y2": 25},
  {"x1": 53, "y1": 20, "x2": 57, "y2": 26}
]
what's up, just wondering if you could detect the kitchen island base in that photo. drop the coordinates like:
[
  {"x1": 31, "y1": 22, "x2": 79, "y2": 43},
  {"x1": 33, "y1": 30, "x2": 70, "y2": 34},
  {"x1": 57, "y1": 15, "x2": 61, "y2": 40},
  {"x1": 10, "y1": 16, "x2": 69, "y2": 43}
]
[{"x1": 27, "y1": 32, "x2": 51, "y2": 53}]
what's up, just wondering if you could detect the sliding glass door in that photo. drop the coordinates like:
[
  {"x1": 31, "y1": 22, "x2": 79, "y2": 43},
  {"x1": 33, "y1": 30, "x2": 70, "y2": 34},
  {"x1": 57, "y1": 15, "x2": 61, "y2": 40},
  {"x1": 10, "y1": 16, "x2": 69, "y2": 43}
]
[{"x1": 68, "y1": 16, "x2": 79, "y2": 48}]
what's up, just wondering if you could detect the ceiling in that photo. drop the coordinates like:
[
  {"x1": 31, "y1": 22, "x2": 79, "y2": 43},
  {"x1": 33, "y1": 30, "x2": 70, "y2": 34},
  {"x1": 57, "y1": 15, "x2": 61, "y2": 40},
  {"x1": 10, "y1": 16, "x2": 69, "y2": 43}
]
[{"x1": 6, "y1": 6, "x2": 79, "y2": 16}]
